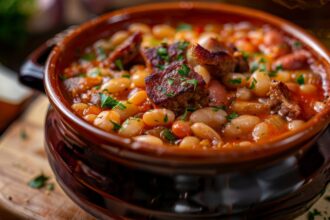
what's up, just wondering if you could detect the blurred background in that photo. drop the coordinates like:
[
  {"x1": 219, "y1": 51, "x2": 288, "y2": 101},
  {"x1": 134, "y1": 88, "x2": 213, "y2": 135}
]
[{"x1": 0, "y1": 0, "x2": 330, "y2": 134}]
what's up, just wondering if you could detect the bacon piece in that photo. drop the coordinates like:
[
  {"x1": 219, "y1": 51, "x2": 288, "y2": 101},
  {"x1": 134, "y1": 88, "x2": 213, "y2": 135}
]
[
  {"x1": 267, "y1": 80, "x2": 302, "y2": 121},
  {"x1": 145, "y1": 61, "x2": 208, "y2": 114},
  {"x1": 108, "y1": 32, "x2": 142, "y2": 69},
  {"x1": 272, "y1": 50, "x2": 310, "y2": 70}
]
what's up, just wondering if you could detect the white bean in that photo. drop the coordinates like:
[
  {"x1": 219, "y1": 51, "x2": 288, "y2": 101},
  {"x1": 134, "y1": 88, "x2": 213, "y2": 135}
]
[
  {"x1": 252, "y1": 122, "x2": 270, "y2": 141},
  {"x1": 191, "y1": 122, "x2": 222, "y2": 143},
  {"x1": 134, "y1": 135, "x2": 163, "y2": 145},
  {"x1": 100, "y1": 78, "x2": 131, "y2": 93},
  {"x1": 152, "y1": 24, "x2": 175, "y2": 39},
  {"x1": 231, "y1": 101, "x2": 269, "y2": 115},
  {"x1": 249, "y1": 71, "x2": 271, "y2": 97},
  {"x1": 194, "y1": 65, "x2": 211, "y2": 85},
  {"x1": 119, "y1": 118, "x2": 144, "y2": 137},
  {"x1": 288, "y1": 120, "x2": 305, "y2": 131},
  {"x1": 190, "y1": 107, "x2": 227, "y2": 129},
  {"x1": 143, "y1": 109, "x2": 175, "y2": 127},
  {"x1": 93, "y1": 110, "x2": 121, "y2": 132},
  {"x1": 179, "y1": 136, "x2": 200, "y2": 148},
  {"x1": 236, "y1": 87, "x2": 252, "y2": 101},
  {"x1": 223, "y1": 115, "x2": 261, "y2": 138}
]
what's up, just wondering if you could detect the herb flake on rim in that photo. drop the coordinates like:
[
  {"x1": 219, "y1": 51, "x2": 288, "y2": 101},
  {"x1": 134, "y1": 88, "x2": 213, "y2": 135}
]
[{"x1": 28, "y1": 173, "x2": 49, "y2": 189}]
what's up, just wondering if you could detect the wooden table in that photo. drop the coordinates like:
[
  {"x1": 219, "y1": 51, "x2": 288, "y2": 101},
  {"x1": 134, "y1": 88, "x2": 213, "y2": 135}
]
[{"x1": 0, "y1": 95, "x2": 328, "y2": 219}]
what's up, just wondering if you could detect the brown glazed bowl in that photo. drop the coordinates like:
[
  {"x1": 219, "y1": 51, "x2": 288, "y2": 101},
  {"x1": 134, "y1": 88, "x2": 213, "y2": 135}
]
[{"x1": 20, "y1": 2, "x2": 330, "y2": 219}]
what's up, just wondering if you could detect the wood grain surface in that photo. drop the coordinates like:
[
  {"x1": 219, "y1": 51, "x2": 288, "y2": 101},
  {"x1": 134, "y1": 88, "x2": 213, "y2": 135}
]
[{"x1": 0, "y1": 95, "x2": 328, "y2": 220}]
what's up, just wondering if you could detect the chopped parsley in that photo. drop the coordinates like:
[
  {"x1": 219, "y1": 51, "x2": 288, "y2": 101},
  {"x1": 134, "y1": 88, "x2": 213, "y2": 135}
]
[
  {"x1": 268, "y1": 64, "x2": 283, "y2": 77},
  {"x1": 226, "y1": 112, "x2": 239, "y2": 121},
  {"x1": 156, "y1": 64, "x2": 165, "y2": 70},
  {"x1": 166, "y1": 91, "x2": 175, "y2": 97},
  {"x1": 20, "y1": 129, "x2": 28, "y2": 140},
  {"x1": 180, "y1": 107, "x2": 195, "y2": 121},
  {"x1": 46, "y1": 183, "x2": 55, "y2": 191},
  {"x1": 28, "y1": 173, "x2": 49, "y2": 189},
  {"x1": 241, "y1": 51, "x2": 250, "y2": 61},
  {"x1": 307, "y1": 209, "x2": 322, "y2": 220},
  {"x1": 122, "y1": 74, "x2": 131, "y2": 78},
  {"x1": 296, "y1": 74, "x2": 305, "y2": 85},
  {"x1": 178, "y1": 64, "x2": 190, "y2": 76},
  {"x1": 115, "y1": 59, "x2": 124, "y2": 70},
  {"x1": 88, "y1": 68, "x2": 101, "y2": 77},
  {"x1": 249, "y1": 78, "x2": 257, "y2": 89},
  {"x1": 111, "y1": 120, "x2": 122, "y2": 131},
  {"x1": 96, "y1": 47, "x2": 107, "y2": 61},
  {"x1": 167, "y1": 78, "x2": 174, "y2": 85},
  {"x1": 176, "y1": 54, "x2": 184, "y2": 61},
  {"x1": 59, "y1": 75, "x2": 68, "y2": 81},
  {"x1": 178, "y1": 41, "x2": 189, "y2": 50},
  {"x1": 293, "y1": 41, "x2": 302, "y2": 49},
  {"x1": 164, "y1": 114, "x2": 168, "y2": 123},
  {"x1": 157, "y1": 47, "x2": 169, "y2": 61},
  {"x1": 228, "y1": 78, "x2": 242, "y2": 85},
  {"x1": 81, "y1": 53, "x2": 96, "y2": 61},
  {"x1": 161, "y1": 129, "x2": 177, "y2": 143},
  {"x1": 100, "y1": 94, "x2": 126, "y2": 110},
  {"x1": 212, "y1": 105, "x2": 226, "y2": 112},
  {"x1": 250, "y1": 62, "x2": 259, "y2": 73},
  {"x1": 185, "y1": 79, "x2": 198, "y2": 90},
  {"x1": 176, "y1": 23, "x2": 192, "y2": 31}
]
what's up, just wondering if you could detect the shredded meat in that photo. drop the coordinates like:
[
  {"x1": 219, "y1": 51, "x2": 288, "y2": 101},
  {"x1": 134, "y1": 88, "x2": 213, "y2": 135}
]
[
  {"x1": 107, "y1": 32, "x2": 142, "y2": 69},
  {"x1": 267, "y1": 80, "x2": 301, "y2": 120},
  {"x1": 272, "y1": 50, "x2": 310, "y2": 70},
  {"x1": 145, "y1": 61, "x2": 208, "y2": 114}
]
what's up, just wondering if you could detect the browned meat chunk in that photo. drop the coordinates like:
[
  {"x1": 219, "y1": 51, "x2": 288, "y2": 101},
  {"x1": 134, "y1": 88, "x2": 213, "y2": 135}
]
[
  {"x1": 272, "y1": 50, "x2": 310, "y2": 70},
  {"x1": 141, "y1": 41, "x2": 189, "y2": 72},
  {"x1": 145, "y1": 61, "x2": 208, "y2": 113},
  {"x1": 107, "y1": 32, "x2": 142, "y2": 69},
  {"x1": 191, "y1": 41, "x2": 249, "y2": 77},
  {"x1": 267, "y1": 80, "x2": 301, "y2": 120},
  {"x1": 63, "y1": 77, "x2": 102, "y2": 97}
]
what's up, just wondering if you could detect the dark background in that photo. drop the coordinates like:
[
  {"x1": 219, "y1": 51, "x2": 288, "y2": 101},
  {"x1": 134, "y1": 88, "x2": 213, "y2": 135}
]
[{"x1": 1, "y1": 0, "x2": 330, "y2": 73}]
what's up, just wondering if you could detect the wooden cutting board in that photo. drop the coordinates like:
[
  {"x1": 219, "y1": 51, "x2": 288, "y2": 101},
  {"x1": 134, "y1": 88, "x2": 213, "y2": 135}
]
[{"x1": 0, "y1": 95, "x2": 328, "y2": 220}]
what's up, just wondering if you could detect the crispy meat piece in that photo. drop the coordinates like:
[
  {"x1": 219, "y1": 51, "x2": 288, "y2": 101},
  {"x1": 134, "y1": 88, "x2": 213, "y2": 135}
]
[
  {"x1": 191, "y1": 42, "x2": 249, "y2": 77},
  {"x1": 145, "y1": 61, "x2": 208, "y2": 114},
  {"x1": 267, "y1": 80, "x2": 301, "y2": 121},
  {"x1": 141, "y1": 41, "x2": 189, "y2": 71},
  {"x1": 272, "y1": 50, "x2": 310, "y2": 70},
  {"x1": 108, "y1": 32, "x2": 142, "y2": 69}
]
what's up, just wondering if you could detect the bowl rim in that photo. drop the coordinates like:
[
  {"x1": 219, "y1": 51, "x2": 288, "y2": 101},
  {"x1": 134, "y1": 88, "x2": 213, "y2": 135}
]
[{"x1": 44, "y1": 2, "x2": 330, "y2": 164}]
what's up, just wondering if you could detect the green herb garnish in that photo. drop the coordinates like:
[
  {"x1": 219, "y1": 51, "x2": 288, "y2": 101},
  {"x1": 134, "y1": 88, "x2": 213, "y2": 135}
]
[
  {"x1": 164, "y1": 114, "x2": 168, "y2": 123},
  {"x1": 167, "y1": 78, "x2": 174, "y2": 85},
  {"x1": 111, "y1": 120, "x2": 122, "y2": 131},
  {"x1": 177, "y1": 54, "x2": 184, "y2": 61},
  {"x1": 185, "y1": 79, "x2": 198, "y2": 90},
  {"x1": 100, "y1": 93, "x2": 126, "y2": 110},
  {"x1": 307, "y1": 209, "x2": 322, "y2": 220},
  {"x1": 180, "y1": 107, "x2": 195, "y2": 121},
  {"x1": 122, "y1": 74, "x2": 131, "y2": 78},
  {"x1": 114, "y1": 102, "x2": 127, "y2": 110},
  {"x1": 250, "y1": 62, "x2": 259, "y2": 73},
  {"x1": 166, "y1": 91, "x2": 175, "y2": 97},
  {"x1": 28, "y1": 173, "x2": 49, "y2": 189},
  {"x1": 293, "y1": 41, "x2": 302, "y2": 49},
  {"x1": 47, "y1": 183, "x2": 55, "y2": 191},
  {"x1": 161, "y1": 129, "x2": 177, "y2": 143},
  {"x1": 59, "y1": 75, "x2": 68, "y2": 81},
  {"x1": 156, "y1": 64, "x2": 165, "y2": 70},
  {"x1": 249, "y1": 78, "x2": 257, "y2": 89},
  {"x1": 115, "y1": 59, "x2": 124, "y2": 70},
  {"x1": 176, "y1": 23, "x2": 192, "y2": 31},
  {"x1": 212, "y1": 105, "x2": 226, "y2": 112},
  {"x1": 178, "y1": 64, "x2": 190, "y2": 76},
  {"x1": 226, "y1": 112, "x2": 239, "y2": 121},
  {"x1": 96, "y1": 47, "x2": 107, "y2": 61},
  {"x1": 157, "y1": 47, "x2": 169, "y2": 61},
  {"x1": 229, "y1": 78, "x2": 242, "y2": 85},
  {"x1": 241, "y1": 51, "x2": 250, "y2": 61},
  {"x1": 81, "y1": 53, "x2": 96, "y2": 61},
  {"x1": 20, "y1": 129, "x2": 28, "y2": 140},
  {"x1": 178, "y1": 41, "x2": 190, "y2": 50},
  {"x1": 88, "y1": 68, "x2": 101, "y2": 77},
  {"x1": 296, "y1": 74, "x2": 305, "y2": 85}
]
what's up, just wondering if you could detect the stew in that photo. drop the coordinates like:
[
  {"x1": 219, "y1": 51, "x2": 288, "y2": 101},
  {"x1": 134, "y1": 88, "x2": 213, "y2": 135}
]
[{"x1": 61, "y1": 22, "x2": 327, "y2": 148}]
